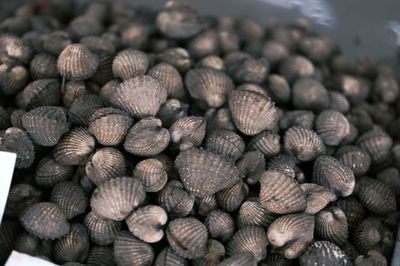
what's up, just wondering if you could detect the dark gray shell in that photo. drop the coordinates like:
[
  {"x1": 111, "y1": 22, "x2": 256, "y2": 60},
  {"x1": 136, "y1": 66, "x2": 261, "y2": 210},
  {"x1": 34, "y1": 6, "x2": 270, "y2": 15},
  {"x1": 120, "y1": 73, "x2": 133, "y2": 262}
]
[
  {"x1": 175, "y1": 148, "x2": 240, "y2": 197},
  {"x1": 193, "y1": 239, "x2": 225, "y2": 266},
  {"x1": 315, "y1": 109, "x2": 351, "y2": 146},
  {"x1": 62, "y1": 81, "x2": 86, "y2": 108},
  {"x1": 315, "y1": 207, "x2": 348, "y2": 246},
  {"x1": 30, "y1": 53, "x2": 59, "y2": 79},
  {"x1": 329, "y1": 91, "x2": 350, "y2": 113},
  {"x1": 170, "y1": 116, "x2": 206, "y2": 150},
  {"x1": 374, "y1": 74, "x2": 399, "y2": 103},
  {"x1": 261, "y1": 40, "x2": 289, "y2": 66},
  {"x1": 356, "y1": 127, "x2": 393, "y2": 165},
  {"x1": 157, "y1": 99, "x2": 188, "y2": 128},
  {"x1": 204, "y1": 210, "x2": 234, "y2": 242},
  {"x1": 0, "y1": 221, "x2": 21, "y2": 263},
  {"x1": 0, "y1": 64, "x2": 29, "y2": 96},
  {"x1": 266, "y1": 74, "x2": 290, "y2": 104},
  {"x1": 196, "y1": 195, "x2": 218, "y2": 217},
  {"x1": 335, "y1": 145, "x2": 371, "y2": 177},
  {"x1": 352, "y1": 218, "x2": 387, "y2": 255},
  {"x1": 13, "y1": 231, "x2": 52, "y2": 258},
  {"x1": 120, "y1": 22, "x2": 149, "y2": 50},
  {"x1": 188, "y1": 29, "x2": 219, "y2": 59},
  {"x1": 237, "y1": 198, "x2": 278, "y2": 228},
  {"x1": 216, "y1": 180, "x2": 248, "y2": 212},
  {"x1": 22, "y1": 106, "x2": 68, "y2": 146},
  {"x1": 267, "y1": 154, "x2": 298, "y2": 179},
  {"x1": 0, "y1": 127, "x2": 35, "y2": 169},
  {"x1": 292, "y1": 78, "x2": 329, "y2": 111},
  {"x1": 299, "y1": 241, "x2": 351, "y2": 266},
  {"x1": 236, "y1": 151, "x2": 265, "y2": 185},
  {"x1": 218, "y1": 253, "x2": 257, "y2": 266},
  {"x1": 156, "y1": 47, "x2": 192, "y2": 73},
  {"x1": 42, "y1": 31, "x2": 72, "y2": 56},
  {"x1": 196, "y1": 55, "x2": 225, "y2": 70},
  {"x1": 113, "y1": 231, "x2": 155, "y2": 266},
  {"x1": 35, "y1": 156, "x2": 74, "y2": 187},
  {"x1": 83, "y1": 211, "x2": 121, "y2": 246},
  {"x1": 334, "y1": 197, "x2": 366, "y2": 231},
  {"x1": 68, "y1": 93, "x2": 104, "y2": 126},
  {"x1": 205, "y1": 130, "x2": 245, "y2": 161},
  {"x1": 19, "y1": 202, "x2": 70, "y2": 240},
  {"x1": 300, "y1": 183, "x2": 337, "y2": 214},
  {"x1": 376, "y1": 167, "x2": 400, "y2": 196},
  {"x1": 5, "y1": 183, "x2": 41, "y2": 217},
  {"x1": 50, "y1": 181, "x2": 87, "y2": 220},
  {"x1": 355, "y1": 250, "x2": 388, "y2": 266},
  {"x1": 86, "y1": 246, "x2": 115, "y2": 266},
  {"x1": 229, "y1": 58, "x2": 269, "y2": 84},
  {"x1": 112, "y1": 49, "x2": 149, "y2": 80},
  {"x1": 10, "y1": 109, "x2": 25, "y2": 129},
  {"x1": 204, "y1": 108, "x2": 236, "y2": 133},
  {"x1": 133, "y1": 158, "x2": 168, "y2": 192},
  {"x1": 20, "y1": 79, "x2": 61, "y2": 110},
  {"x1": 148, "y1": 63, "x2": 185, "y2": 99},
  {"x1": 279, "y1": 55, "x2": 315, "y2": 82},
  {"x1": 284, "y1": 127, "x2": 325, "y2": 161},
  {"x1": 158, "y1": 181, "x2": 195, "y2": 218},
  {"x1": 155, "y1": 247, "x2": 188, "y2": 266},
  {"x1": 279, "y1": 110, "x2": 315, "y2": 130},
  {"x1": 247, "y1": 130, "x2": 280, "y2": 158}
]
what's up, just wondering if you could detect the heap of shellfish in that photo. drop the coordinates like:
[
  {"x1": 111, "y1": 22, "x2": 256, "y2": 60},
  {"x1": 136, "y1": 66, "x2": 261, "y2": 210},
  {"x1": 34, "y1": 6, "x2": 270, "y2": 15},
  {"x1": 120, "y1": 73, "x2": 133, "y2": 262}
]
[{"x1": 0, "y1": 0, "x2": 399, "y2": 265}]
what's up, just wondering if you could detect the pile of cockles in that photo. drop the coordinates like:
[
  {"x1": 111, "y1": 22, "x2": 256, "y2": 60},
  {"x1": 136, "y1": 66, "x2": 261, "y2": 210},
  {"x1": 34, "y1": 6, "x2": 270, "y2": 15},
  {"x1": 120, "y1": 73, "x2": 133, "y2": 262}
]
[{"x1": 0, "y1": 0, "x2": 399, "y2": 265}]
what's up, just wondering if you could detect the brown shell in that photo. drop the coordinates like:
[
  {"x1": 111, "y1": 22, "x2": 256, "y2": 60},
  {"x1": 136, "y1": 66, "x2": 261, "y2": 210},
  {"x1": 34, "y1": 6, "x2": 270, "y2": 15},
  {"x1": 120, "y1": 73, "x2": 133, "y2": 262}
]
[
  {"x1": 300, "y1": 183, "x2": 337, "y2": 214},
  {"x1": 204, "y1": 210, "x2": 235, "y2": 242},
  {"x1": 228, "y1": 89, "x2": 278, "y2": 135},
  {"x1": 196, "y1": 195, "x2": 218, "y2": 217},
  {"x1": 22, "y1": 106, "x2": 68, "y2": 146},
  {"x1": 0, "y1": 64, "x2": 29, "y2": 96},
  {"x1": 30, "y1": 53, "x2": 59, "y2": 79},
  {"x1": 193, "y1": 239, "x2": 225, "y2": 266},
  {"x1": 299, "y1": 241, "x2": 351, "y2": 266},
  {"x1": 237, "y1": 198, "x2": 279, "y2": 228},
  {"x1": 5, "y1": 183, "x2": 41, "y2": 217},
  {"x1": 83, "y1": 211, "x2": 121, "y2": 246},
  {"x1": 156, "y1": 47, "x2": 192, "y2": 73},
  {"x1": 10, "y1": 109, "x2": 25, "y2": 129},
  {"x1": 126, "y1": 205, "x2": 168, "y2": 243},
  {"x1": 247, "y1": 130, "x2": 281, "y2": 158},
  {"x1": 110, "y1": 75, "x2": 168, "y2": 119},
  {"x1": 61, "y1": 81, "x2": 86, "y2": 108},
  {"x1": 57, "y1": 43, "x2": 99, "y2": 80},
  {"x1": 148, "y1": 63, "x2": 185, "y2": 99},
  {"x1": 175, "y1": 148, "x2": 240, "y2": 197},
  {"x1": 227, "y1": 226, "x2": 268, "y2": 262},
  {"x1": 335, "y1": 145, "x2": 371, "y2": 177},
  {"x1": 262, "y1": 253, "x2": 294, "y2": 266},
  {"x1": 133, "y1": 158, "x2": 168, "y2": 192},
  {"x1": 53, "y1": 223, "x2": 89, "y2": 264},
  {"x1": 68, "y1": 93, "x2": 104, "y2": 126},
  {"x1": 279, "y1": 110, "x2": 315, "y2": 131},
  {"x1": 279, "y1": 55, "x2": 315, "y2": 83},
  {"x1": 42, "y1": 31, "x2": 72, "y2": 56},
  {"x1": 166, "y1": 217, "x2": 208, "y2": 259},
  {"x1": 196, "y1": 55, "x2": 225, "y2": 71},
  {"x1": 90, "y1": 177, "x2": 146, "y2": 221},
  {"x1": 315, "y1": 109, "x2": 351, "y2": 146},
  {"x1": 86, "y1": 246, "x2": 115, "y2": 266},
  {"x1": 19, "y1": 202, "x2": 70, "y2": 240},
  {"x1": 236, "y1": 151, "x2": 266, "y2": 185},
  {"x1": 267, "y1": 214, "x2": 315, "y2": 259},
  {"x1": 158, "y1": 181, "x2": 195, "y2": 218},
  {"x1": 205, "y1": 130, "x2": 245, "y2": 161},
  {"x1": 0, "y1": 33, "x2": 32, "y2": 65},
  {"x1": 356, "y1": 128, "x2": 393, "y2": 165},
  {"x1": 50, "y1": 181, "x2": 87, "y2": 220},
  {"x1": 170, "y1": 116, "x2": 206, "y2": 150},
  {"x1": 259, "y1": 170, "x2": 306, "y2": 214},
  {"x1": 204, "y1": 108, "x2": 236, "y2": 132},
  {"x1": 218, "y1": 253, "x2": 257, "y2": 266},
  {"x1": 35, "y1": 156, "x2": 74, "y2": 187},
  {"x1": 88, "y1": 107, "x2": 133, "y2": 146},
  {"x1": 155, "y1": 247, "x2": 188, "y2": 266},
  {"x1": 352, "y1": 218, "x2": 386, "y2": 254},
  {"x1": 112, "y1": 49, "x2": 149, "y2": 80},
  {"x1": 355, "y1": 250, "x2": 387, "y2": 266},
  {"x1": 124, "y1": 117, "x2": 170, "y2": 157},
  {"x1": 188, "y1": 29, "x2": 219, "y2": 59},
  {"x1": 93, "y1": 53, "x2": 114, "y2": 85},
  {"x1": 113, "y1": 231, "x2": 155, "y2": 266},
  {"x1": 85, "y1": 147, "x2": 127, "y2": 186},
  {"x1": 216, "y1": 180, "x2": 248, "y2": 212},
  {"x1": 157, "y1": 99, "x2": 188, "y2": 128},
  {"x1": 53, "y1": 127, "x2": 96, "y2": 166},
  {"x1": 0, "y1": 127, "x2": 35, "y2": 169},
  {"x1": 21, "y1": 79, "x2": 61, "y2": 110},
  {"x1": 334, "y1": 197, "x2": 366, "y2": 230},
  {"x1": 315, "y1": 207, "x2": 348, "y2": 246}
]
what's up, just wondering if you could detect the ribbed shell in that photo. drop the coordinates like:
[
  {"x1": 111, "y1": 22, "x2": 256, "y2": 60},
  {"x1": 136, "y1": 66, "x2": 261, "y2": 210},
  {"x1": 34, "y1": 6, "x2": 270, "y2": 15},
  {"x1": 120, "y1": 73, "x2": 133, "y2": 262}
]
[
  {"x1": 193, "y1": 239, "x2": 225, "y2": 266},
  {"x1": 279, "y1": 55, "x2": 315, "y2": 82},
  {"x1": 175, "y1": 148, "x2": 240, "y2": 197},
  {"x1": 0, "y1": 33, "x2": 32, "y2": 65},
  {"x1": 133, "y1": 159, "x2": 168, "y2": 192},
  {"x1": 315, "y1": 207, "x2": 348, "y2": 246},
  {"x1": 218, "y1": 253, "x2": 257, "y2": 266},
  {"x1": 299, "y1": 241, "x2": 351, "y2": 266},
  {"x1": 0, "y1": 64, "x2": 29, "y2": 96},
  {"x1": 68, "y1": 93, "x2": 104, "y2": 126},
  {"x1": 85, "y1": 147, "x2": 127, "y2": 186},
  {"x1": 284, "y1": 127, "x2": 325, "y2": 162},
  {"x1": 19, "y1": 202, "x2": 70, "y2": 240},
  {"x1": 335, "y1": 145, "x2": 371, "y2": 177},
  {"x1": 22, "y1": 106, "x2": 68, "y2": 146},
  {"x1": 158, "y1": 181, "x2": 195, "y2": 218},
  {"x1": 156, "y1": 47, "x2": 192, "y2": 73},
  {"x1": 300, "y1": 183, "x2": 337, "y2": 214},
  {"x1": 216, "y1": 180, "x2": 248, "y2": 212},
  {"x1": 124, "y1": 117, "x2": 170, "y2": 157},
  {"x1": 148, "y1": 63, "x2": 185, "y2": 99},
  {"x1": 262, "y1": 253, "x2": 293, "y2": 266},
  {"x1": 227, "y1": 226, "x2": 268, "y2": 262},
  {"x1": 236, "y1": 151, "x2": 265, "y2": 185},
  {"x1": 53, "y1": 224, "x2": 89, "y2": 264},
  {"x1": 170, "y1": 116, "x2": 206, "y2": 149},
  {"x1": 90, "y1": 177, "x2": 146, "y2": 221},
  {"x1": 42, "y1": 31, "x2": 72, "y2": 56},
  {"x1": 292, "y1": 78, "x2": 329, "y2": 111},
  {"x1": 229, "y1": 89, "x2": 278, "y2": 135},
  {"x1": 247, "y1": 130, "x2": 280, "y2": 158},
  {"x1": 355, "y1": 177, "x2": 396, "y2": 215},
  {"x1": 259, "y1": 170, "x2": 306, "y2": 214},
  {"x1": 155, "y1": 247, "x2": 188, "y2": 266},
  {"x1": 0, "y1": 105, "x2": 11, "y2": 129},
  {"x1": 0, "y1": 220, "x2": 20, "y2": 264},
  {"x1": 205, "y1": 108, "x2": 236, "y2": 132},
  {"x1": 30, "y1": 53, "x2": 59, "y2": 79},
  {"x1": 111, "y1": 75, "x2": 167, "y2": 119},
  {"x1": 57, "y1": 43, "x2": 99, "y2": 80},
  {"x1": 312, "y1": 155, "x2": 355, "y2": 197},
  {"x1": 204, "y1": 210, "x2": 235, "y2": 242},
  {"x1": 50, "y1": 182, "x2": 87, "y2": 220},
  {"x1": 0, "y1": 127, "x2": 35, "y2": 169},
  {"x1": 352, "y1": 218, "x2": 384, "y2": 254},
  {"x1": 266, "y1": 74, "x2": 290, "y2": 104},
  {"x1": 86, "y1": 246, "x2": 115, "y2": 266},
  {"x1": 188, "y1": 29, "x2": 219, "y2": 59},
  {"x1": 205, "y1": 130, "x2": 245, "y2": 161},
  {"x1": 112, "y1": 49, "x2": 149, "y2": 80},
  {"x1": 356, "y1": 128, "x2": 393, "y2": 164},
  {"x1": 237, "y1": 198, "x2": 278, "y2": 228},
  {"x1": 93, "y1": 53, "x2": 114, "y2": 85},
  {"x1": 355, "y1": 250, "x2": 388, "y2": 266},
  {"x1": 196, "y1": 195, "x2": 218, "y2": 216},
  {"x1": 166, "y1": 217, "x2": 208, "y2": 259},
  {"x1": 10, "y1": 109, "x2": 25, "y2": 129},
  {"x1": 376, "y1": 167, "x2": 400, "y2": 196},
  {"x1": 35, "y1": 156, "x2": 74, "y2": 187},
  {"x1": 157, "y1": 99, "x2": 188, "y2": 128},
  {"x1": 53, "y1": 127, "x2": 96, "y2": 166},
  {"x1": 267, "y1": 154, "x2": 298, "y2": 179},
  {"x1": 334, "y1": 197, "x2": 366, "y2": 230},
  {"x1": 88, "y1": 107, "x2": 133, "y2": 146},
  {"x1": 83, "y1": 211, "x2": 121, "y2": 246},
  {"x1": 113, "y1": 231, "x2": 155, "y2": 266},
  {"x1": 62, "y1": 81, "x2": 86, "y2": 108},
  {"x1": 5, "y1": 183, "x2": 41, "y2": 217},
  {"x1": 267, "y1": 214, "x2": 315, "y2": 259},
  {"x1": 21, "y1": 79, "x2": 61, "y2": 110},
  {"x1": 315, "y1": 110, "x2": 351, "y2": 146},
  {"x1": 126, "y1": 205, "x2": 168, "y2": 243}
]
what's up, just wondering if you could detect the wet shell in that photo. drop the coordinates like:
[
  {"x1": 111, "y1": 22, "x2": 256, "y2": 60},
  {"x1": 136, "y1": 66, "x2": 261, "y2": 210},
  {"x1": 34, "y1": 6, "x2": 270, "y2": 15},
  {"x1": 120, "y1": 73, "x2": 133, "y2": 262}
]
[
  {"x1": 267, "y1": 213, "x2": 315, "y2": 259},
  {"x1": 170, "y1": 116, "x2": 206, "y2": 150},
  {"x1": 156, "y1": 47, "x2": 192, "y2": 73},
  {"x1": 50, "y1": 181, "x2": 87, "y2": 220},
  {"x1": 237, "y1": 198, "x2": 279, "y2": 228},
  {"x1": 126, "y1": 205, "x2": 168, "y2": 243},
  {"x1": 62, "y1": 81, "x2": 86, "y2": 108},
  {"x1": 334, "y1": 197, "x2": 366, "y2": 230},
  {"x1": 300, "y1": 183, "x2": 337, "y2": 214},
  {"x1": 259, "y1": 170, "x2": 306, "y2": 214},
  {"x1": 111, "y1": 75, "x2": 167, "y2": 119},
  {"x1": 19, "y1": 202, "x2": 70, "y2": 240},
  {"x1": 86, "y1": 246, "x2": 115, "y2": 266},
  {"x1": 193, "y1": 239, "x2": 225, "y2": 266},
  {"x1": 57, "y1": 43, "x2": 99, "y2": 80},
  {"x1": 148, "y1": 63, "x2": 185, "y2": 99},
  {"x1": 133, "y1": 159, "x2": 168, "y2": 192},
  {"x1": 355, "y1": 250, "x2": 387, "y2": 266},
  {"x1": 83, "y1": 211, "x2": 121, "y2": 246},
  {"x1": 85, "y1": 147, "x2": 127, "y2": 186},
  {"x1": 53, "y1": 224, "x2": 89, "y2": 264},
  {"x1": 30, "y1": 53, "x2": 59, "y2": 79},
  {"x1": 205, "y1": 130, "x2": 245, "y2": 161},
  {"x1": 236, "y1": 151, "x2": 265, "y2": 185},
  {"x1": 284, "y1": 127, "x2": 325, "y2": 162},
  {"x1": 21, "y1": 79, "x2": 61, "y2": 110},
  {"x1": 279, "y1": 55, "x2": 315, "y2": 83},
  {"x1": 175, "y1": 148, "x2": 240, "y2": 197},
  {"x1": 356, "y1": 127, "x2": 393, "y2": 165},
  {"x1": 22, "y1": 106, "x2": 68, "y2": 146},
  {"x1": 5, "y1": 183, "x2": 41, "y2": 217},
  {"x1": 185, "y1": 68, "x2": 234, "y2": 108},
  {"x1": 204, "y1": 210, "x2": 235, "y2": 242},
  {"x1": 157, "y1": 99, "x2": 188, "y2": 128},
  {"x1": 158, "y1": 181, "x2": 195, "y2": 218},
  {"x1": 90, "y1": 177, "x2": 146, "y2": 221},
  {"x1": 218, "y1": 253, "x2": 257, "y2": 266},
  {"x1": 124, "y1": 117, "x2": 170, "y2": 157},
  {"x1": 315, "y1": 207, "x2": 348, "y2": 246},
  {"x1": 0, "y1": 64, "x2": 29, "y2": 96},
  {"x1": 227, "y1": 226, "x2": 268, "y2": 262},
  {"x1": 312, "y1": 155, "x2": 355, "y2": 197},
  {"x1": 112, "y1": 49, "x2": 149, "y2": 80},
  {"x1": 315, "y1": 109, "x2": 351, "y2": 146},
  {"x1": 88, "y1": 107, "x2": 133, "y2": 146},
  {"x1": 299, "y1": 241, "x2": 351, "y2": 266},
  {"x1": 53, "y1": 127, "x2": 96, "y2": 166},
  {"x1": 247, "y1": 130, "x2": 280, "y2": 158},
  {"x1": 35, "y1": 156, "x2": 74, "y2": 187},
  {"x1": 279, "y1": 110, "x2": 315, "y2": 131},
  {"x1": 355, "y1": 177, "x2": 396, "y2": 215},
  {"x1": 216, "y1": 180, "x2": 248, "y2": 212},
  {"x1": 228, "y1": 89, "x2": 278, "y2": 135},
  {"x1": 335, "y1": 145, "x2": 371, "y2": 177},
  {"x1": 0, "y1": 127, "x2": 35, "y2": 169},
  {"x1": 155, "y1": 247, "x2": 188, "y2": 266},
  {"x1": 114, "y1": 231, "x2": 155, "y2": 266},
  {"x1": 0, "y1": 33, "x2": 32, "y2": 65},
  {"x1": 69, "y1": 93, "x2": 104, "y2": 126},
  {"x1": 196, "y1": 195, "x2": 218, "y2": 217}
]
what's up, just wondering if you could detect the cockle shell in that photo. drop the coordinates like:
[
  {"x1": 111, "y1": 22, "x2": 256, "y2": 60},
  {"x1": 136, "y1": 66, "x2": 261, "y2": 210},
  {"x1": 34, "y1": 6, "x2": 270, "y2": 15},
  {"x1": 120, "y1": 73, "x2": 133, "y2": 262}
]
[
  {"x1": 216, "y1": 180, "x2": 248, "y2": 212},
  {"x1": 156, "y1": 47, "x2": 192, "y2": 73},
  {"x1": 300, "y1": 183, "x2": 337, "y2": 214},
  {"x1": 237, "y1": 198, "x2": 279, "y2": 228},
  {"x1": 196, "y1": 55, "x2": 225, "y2": 70},
  {"x1": 112, "y1": 49, "x2": 149, "y2": 80},
  {"x1": 299, "y1": 241, "x2": 351, "y2": 266},
  {"x1": 334, "y1": 197, "x2": 366, "y2": 230},
  {"x1": 205, "y1": 130, "x2": 245, "y2": 161},
  {"x1": 20, "y1": 79, "x2": 61, "y2": 110},
  {"x1": 35, "y1": 156, "x2": 74, "y2": 187},
  {"x1": 170, "y1": 116, "x2": 206, "y2": 150},
  {"x1": 68, "y1": 93, "x2": 104, "y2": 126},
  {"x1": 86, "y1": 246, "x2": 115, "y2": 266},
  {"x1": 0, "y1": 33, "x2": 32, "y2": 65},
  {"x1": 157, "y1": 99, "x2": 188, "y2": 128},
  {"x1": 236, "y1": 151, "x2": 265, "y2": 185},
  {"x1": 50, "y1": 181, "x2": 87, "y2": 220},
  {"x1": 204, "y1": 210, "x2": 235, "y2": 242},
  {"x1": 149, "y1": 63, "x2": 185, "y2": 99},
  {"x1": 329, "y1": 91, "x2": 350, "y2": 113},
  {"x1": 83, "y1": 211, "x2": 121, "y2": 246},
  {"x1": 196, "y1": 195, "x2": 218, "y2": 217},
  {"x1": 5, "y1": 183, "x2": 41, "y2": 217},
  {"x1": 267, "y1": 154, "x2": 298, "y2": 179},
  {"x1": 0, "y1": 127, "x2": 35, "y2": 169},
  {"x1": 42, "y1": 31, "x2": 72, "y2": 56},
  {"x1": 30, "y1": 53, "x2": 59, "y2": 79},
  {"x1": 62, "y1": 81, "x2": 86, "y2": 108},
  {"x1": 13, "y1": 231, "x2": 52, "y2": 258},
  {"x1": 279, "y1": 110, "x2": 315, "y2": 131},
  {"x1": 113, "y1": 231, "x2": 155, "y2": 266},
  {"x1": 218, "y1": 253, "x2": 257, "y2": 266},
  {"x1": 193, "y1": 239, "x2": 225, "y2": 266},
  {"x1": 284, "y1": 127, "x2": 325, "y2": 161},
  {"x1": 204, "y1": 108, "x2": 236, "y2": 132},
  {"x1": 356, "y1": 127, "x2": 393, "y2": 164},
  {"x1": 247, "y1": 130, "x2": 280, "y2": 158},
  {"x1": 0, "y1": 64, "x2": 29, "y2": 96},
  {"x1": 188, "y1": 29, "x2": 219, "y2": 59},
  {"x1": 279, "y1": 55, "x2": 315, "y2": 83},
  {"x1": 155, "y1": 247, "x2": 188, "y2": 266},
  {"x1": 315, "y1": 109, "x2": 351, "y2": 146},
  {"x1": 352, "y1": 217, "x2": 388, "y2": 255},
  {"x1": 315, "y1": 207, "x2": 348, "y2": 246},
  {"x1": 355, "y1": 250, "x2": 388, "y2": 266},
  {"x1": 335, "y1": 145, "x2": 371, "y2": 177},
  {"x1": 158, "y1": 181, "x2": 195, "y2": 218},
  {"x1": 292, "y1": 78, "x2": 329, "y2": 111},
  {"x1": 133, "y1": 159, "x2": 168, "y2": 192}
]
